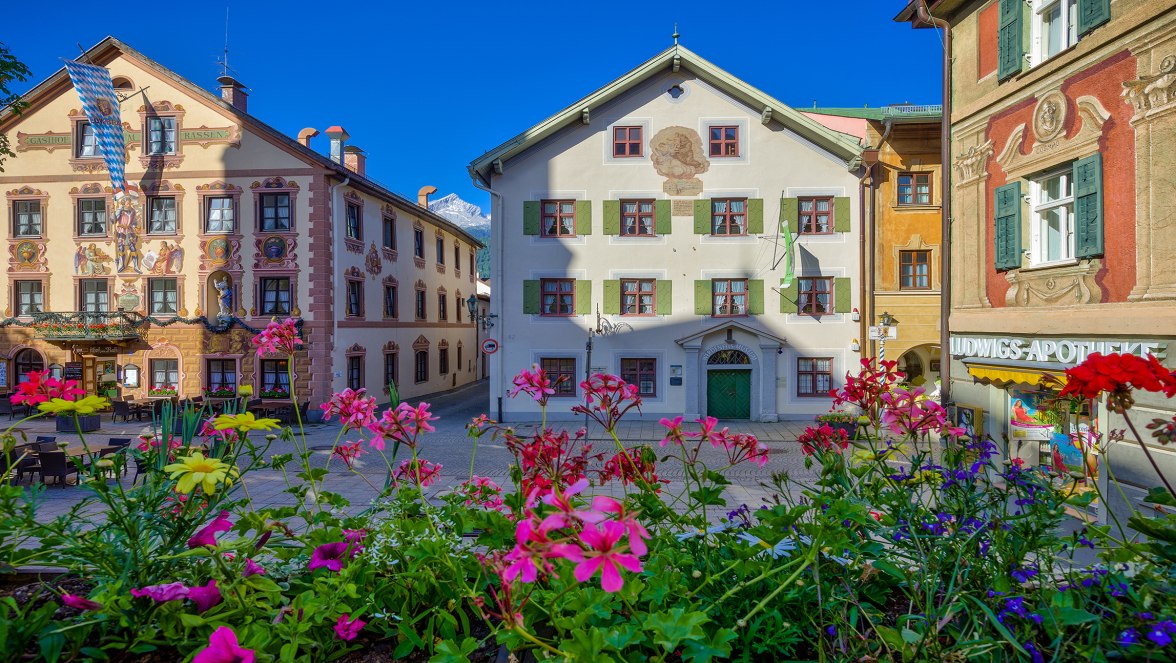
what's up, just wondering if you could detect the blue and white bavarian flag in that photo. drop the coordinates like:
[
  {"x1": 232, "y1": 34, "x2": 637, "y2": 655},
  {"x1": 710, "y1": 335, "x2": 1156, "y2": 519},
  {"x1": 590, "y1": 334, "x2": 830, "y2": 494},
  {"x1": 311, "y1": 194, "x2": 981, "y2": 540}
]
[{"x1": 63, "y1": 60, "x2": 126, "y2": 192}]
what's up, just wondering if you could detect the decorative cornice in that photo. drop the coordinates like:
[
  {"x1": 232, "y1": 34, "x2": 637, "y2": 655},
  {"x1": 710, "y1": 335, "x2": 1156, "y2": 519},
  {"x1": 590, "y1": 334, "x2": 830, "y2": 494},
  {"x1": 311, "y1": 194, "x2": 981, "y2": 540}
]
[{"x1": 953, "y1": 140, "x2": 994, "y2": 186}]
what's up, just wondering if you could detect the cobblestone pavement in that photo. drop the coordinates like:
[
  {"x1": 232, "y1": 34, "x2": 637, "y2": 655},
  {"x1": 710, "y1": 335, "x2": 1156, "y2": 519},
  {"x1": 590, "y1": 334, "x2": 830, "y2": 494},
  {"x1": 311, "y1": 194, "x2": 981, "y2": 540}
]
[{"x1": 11, "y1": 381, "x2": 818, "y2": 522}]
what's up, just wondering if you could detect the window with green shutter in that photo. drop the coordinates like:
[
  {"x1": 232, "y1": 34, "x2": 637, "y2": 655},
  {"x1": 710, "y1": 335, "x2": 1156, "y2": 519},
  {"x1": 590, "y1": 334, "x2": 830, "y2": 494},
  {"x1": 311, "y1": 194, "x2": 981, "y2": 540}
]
[
  {"x1": 523, "y1": 201, "x2": 540, "y2": 235},
  {"x1": 575, "y1": 201, "x2": 592, "y2": 235},
  {"x1": 834, "y1": 277, "x2": 851, "y2": 313},
  {"x1": 747, "y1": 279, "x2": 764, "y2": 315},
  {"x1": 1073, "y1": 153, "x2": 1103, "y2": 259},
  {"x1": 998, "y1": 0, "x2": 1025, "y2": 81},
  {"x1": 780, "y1": 197, "x2": 798, "y2": 234},
  {"x1": 603, "y1": 200, "x2": 621, "y2": 235},
  {"x1": 747, "y1": 199, "x2": 764, "y2": 234},
  {"x1": 1077, "y1": 0, "x2": 1110, "y2": 36},
  {"x1": 655, "y1": 200, "x2": 671, "y2": 234},
  {"x1": 834, "y1": 197, "x2": 851, "y2": 232},
  {"x1": 694, "y1": 199, "x2": 710, "y2": 234},
  {"x1": 994, "y1": 181, "x2": 1023, "y2": 271},
  {"x1": 655, "y1": 279, "x2": 672, "y2": 315},
  {"x1": 576, "y1": 280, "x2": 592, "y2": 314},
  {"x1": 779, "y1": 277, "x2": 799, "y2": 313},
  {"x1": 602, "y1": 279, "x2": 621, "y2": 314},
  {"x1": 523, "y1": 279, "x2": 540, "y2": 313},
  {"x1": 694, "y1": 279, "x2": 711, "y2": 315}
]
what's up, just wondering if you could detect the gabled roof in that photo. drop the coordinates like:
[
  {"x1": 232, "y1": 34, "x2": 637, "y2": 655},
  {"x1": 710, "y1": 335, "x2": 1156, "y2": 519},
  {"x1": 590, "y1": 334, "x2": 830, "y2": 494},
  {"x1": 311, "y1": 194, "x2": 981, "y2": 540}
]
[
  {"x1": 1, "y1": 36, "x2": 483, "y2": 249},
  {"x1": 675, "y1": 319, "x2": 787, "y2": 347},
  {"x1": 468, "y1": 44, "x2": 863, "y2": 183}
]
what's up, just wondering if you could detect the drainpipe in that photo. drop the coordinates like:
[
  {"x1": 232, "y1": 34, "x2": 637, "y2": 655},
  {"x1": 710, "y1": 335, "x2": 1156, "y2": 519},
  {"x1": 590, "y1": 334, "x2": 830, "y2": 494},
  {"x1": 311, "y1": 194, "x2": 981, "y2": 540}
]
[
  {"x1": 867, "y1": 120, "x2": 894, "y2": 360},
  {"x1": 469, "y1": 168, "x2": 503, "y2": 419},
  {"x1": 329, "y1": 173, "x2": 351, "y2": 399},
  {"x1": 916, "y1": 0, "x2": 952, "y2": 404},
  {"x1": 858, "y1": 163, "x2": 871, "y2": 354}
]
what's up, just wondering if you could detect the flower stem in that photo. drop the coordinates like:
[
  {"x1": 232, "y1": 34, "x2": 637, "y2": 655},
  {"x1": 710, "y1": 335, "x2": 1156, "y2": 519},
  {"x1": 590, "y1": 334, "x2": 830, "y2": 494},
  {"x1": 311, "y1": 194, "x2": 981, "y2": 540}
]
[{"x1": 1121, "y1": 411, "x2": 1176, "y2": 499}]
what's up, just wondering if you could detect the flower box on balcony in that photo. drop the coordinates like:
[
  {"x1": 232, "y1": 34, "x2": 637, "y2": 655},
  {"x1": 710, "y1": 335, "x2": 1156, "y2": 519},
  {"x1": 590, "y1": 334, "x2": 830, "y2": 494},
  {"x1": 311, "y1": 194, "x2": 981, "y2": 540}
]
[{"x1": 203, "y1": 388, "x2": 237, "y2": 399}]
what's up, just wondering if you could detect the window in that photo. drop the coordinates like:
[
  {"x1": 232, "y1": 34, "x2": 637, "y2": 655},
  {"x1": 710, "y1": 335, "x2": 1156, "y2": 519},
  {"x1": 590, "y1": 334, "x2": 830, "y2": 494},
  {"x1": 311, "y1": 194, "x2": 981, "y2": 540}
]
[
  {"x1": 347, "y1": 280, "x2": 364, "y2": 317},
  {"x1": 456, "y1": 294, "x2": 462, "y2": 322},
  {"x1": 347, "y1": 355, "x2": 363, "y2": 391},
  {"x1": 147, "y1": 116, "x2": 177, "y2": 155},
  {"x1": 14, "y1": 281, "x2": 42, "y2": 315},
  {"x1": 613, "y1": 126, "x2": 643, "y2": 157},
  {"x1": 711, "y1": 198, "x2": 746, "y2": 236},
  {"x1": 712, "y1": 279, "x2": 747, "y2": 317},
  {"x1": 541, "y1": 278, "x2": 575, "y2": 316},
  {"x1": 206, "y1": 359, "x2": 236, "y2": 391},
  {"x1": 76, "y1": 122, "x2": 98, "y2": 158},
  {"x1": 259, "y1": 193, "x2": 290, "y2": 231},
  {"x1": 148, "y1": 278, "x2": 178, "y2": 315},
  {"x1": 540, "y1": 200, "x2": 576, "y2": 237},
  {"x1": 900, "y1": 251, "x2": 932, "y2": 290},
  {"x1": 454, "y1": 245, "x2": 460, "y2": 270},
  {"x1": 14, "y1": 349, "x2": 44, "y2": 384},
  {"x1": 415, "y1": 289, "x2": 427, "y2": 320},
  {"x1": 382, "y1": 216, "x2": 396, "y2": 249},
  {"x1": 897, "y1": 173, "x2": 933, "y2": 206},
  {"x1": 414, "y1": 350, "x2": 429, "y2": 384},
  {"x1": 150, "y1": 358, "x2": 179, "y2": 390},
  {"x1": 345, "y1": 203, "x2": 361, "y2": 240},
  {"x1": 798, "y1": 197, "x2": 833, "y2": 234},
  {"x1": 436, "y1": 236, "x2": 445, "y2": 264},
  {"x1": 148, "y1": 197, "x2": 177, "y2": 234},
  {"x1": 458, "y1": 344, "x2": 463, "y2": 369},
  {"x1": 540, "y1": 358, "x2": 576, "y2": 397},
  {"x1": 709, "y1": 125, "x2": 739, "y2": 157},
  {"x1": 1031, "y1": 166, "x2": 1075, "y2": 266},
  {"x1": 621, "y1": 279, "x2": 655, "y2": 316},
  {"x1": 797, "y1": 358, "x2": 834, "y2": 397},
  {"x1": 469, "y1": 251, "x2": 475, "y2": 275},
  {"x1": 12, "y1": 201, "x2": 42, "y2": 237},
  {"x1": 438, "y1": 292, "x2": 448, "y2": 320},
  {"x1": 621, "y1": 199, "x2": 655, "y2": 236},
  {"x1": 205, "y1": 197, "x2": 235, "y2": 233},
  {"x1": 260, "y1": 359, "x2": 290, "y2": 396},
  {"x1": 260, "y1": 277, "x2": 291, "y2": 315},
  {"x1": 384, "y1": 352, "x2": 398, "y2": 389},
  {"x1": 1033, "y1": 0, "x2": 1077, "y2": 63},
  {"x1": 79, "y1": 279, "x2": 109, "y2": 313},
  {"x1": 440, "y1": 347, "x2": 450, "y2": 375},
  {"x1": 384, "y1": 284, "x2": 398, "y2": 318},
  {"x1": 620, "y1": 358, "x2": 656, "y2": 397},
  {"x1": 77, "y1": 199, "x2": 107, "y2": 235},
  {"x1": 413, "y1": 228, "x2": 425, "y2": 258},
  {"x1": 798, "y1": 277, "x2": 833, "y2": 315}
]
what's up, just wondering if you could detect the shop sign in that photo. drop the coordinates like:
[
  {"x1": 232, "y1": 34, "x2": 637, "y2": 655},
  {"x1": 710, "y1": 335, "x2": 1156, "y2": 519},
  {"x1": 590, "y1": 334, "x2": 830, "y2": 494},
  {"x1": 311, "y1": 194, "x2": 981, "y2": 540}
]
[{"x1": 950, "y1": 336, "x2": 1164, "y2": 366}]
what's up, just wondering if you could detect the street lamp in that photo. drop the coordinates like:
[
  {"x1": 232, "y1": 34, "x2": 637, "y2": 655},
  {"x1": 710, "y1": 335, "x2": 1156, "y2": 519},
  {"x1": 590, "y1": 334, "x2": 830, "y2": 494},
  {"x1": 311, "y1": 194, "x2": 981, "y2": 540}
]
[
  {"x1": 466, "y1": 294, "x2": 496, "y2": 331},
  {"x1": 877, "y1": 311, "x2": 899, "y2": 364}
]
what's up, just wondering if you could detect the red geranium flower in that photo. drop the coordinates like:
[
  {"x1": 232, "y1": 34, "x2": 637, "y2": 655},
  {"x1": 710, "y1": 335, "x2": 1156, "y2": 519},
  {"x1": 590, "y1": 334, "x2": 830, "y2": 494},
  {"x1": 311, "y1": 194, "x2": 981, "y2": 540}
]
[{"x1": 1059, "y1": 353, "x2": 1176, "y2": 410}]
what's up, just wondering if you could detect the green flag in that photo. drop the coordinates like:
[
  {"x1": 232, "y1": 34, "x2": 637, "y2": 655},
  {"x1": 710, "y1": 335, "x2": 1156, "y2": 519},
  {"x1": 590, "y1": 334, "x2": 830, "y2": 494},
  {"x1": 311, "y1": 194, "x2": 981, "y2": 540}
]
[{"x1": 780, "y1": 218, "x2": 795, "y2": 288}]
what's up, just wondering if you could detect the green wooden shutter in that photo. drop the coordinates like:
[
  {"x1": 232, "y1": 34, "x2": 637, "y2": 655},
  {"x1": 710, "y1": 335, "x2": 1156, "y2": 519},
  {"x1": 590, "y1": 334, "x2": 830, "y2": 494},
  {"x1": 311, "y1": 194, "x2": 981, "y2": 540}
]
[
  {"x1": 997, "y1": 0, "x2": 1025, "y2": 81},
  {"x1": 780, "y1": 197, "x2": 798, "y2": 234},
  {"x1": 834, "y1": 278, "x2": 851, "y2": 313},
  {"x1": 748, "y1": 279, "x2": 764, "y2": 315},
  {"x1": 656, "y1": 279, "x2": 672, "y2": 315},
  {"x1": 747, "y1": 199, "x2": 764, "y2": 234},
  {"x1": 603, "y1": 200, "x2": 621, "y2": 235},
  {"x1": 993, "y1": 181, "x2": 1023, "y2": 271},
  {"x1": 694, "y1": 199, "x2": 710, "y2": 234},
  {"x1": 655, "y1": 200, "x2": 671, "y2": 234},
  {"x1": 1073, "y1": 153, "x2": 1104, "y2": 259},
  {"x1": 575, "y1": 201, "x2": 592, "y2": 235},
  {"x1": 779, "y1": 277, "x2": 798, "y2": 313},
  {"x1": 523, "y1": 280, "x2": 540, "y2": 313},
  {"x1": 694, "y1": 280, "x2": 711, "y2": 315},
  {"x1": 603, "y1": 279, "x2": 621, "y2": 314},
  {"x1": 833, "y1": 197, "x2": 851, "y2": 232},
  {"x1": 575, "y1": 280, "x2": 592, "y2": 314},
  {"x1": 523, "y1": 201, "x2": 540, "y2": 235},
  {"x1": 1077, "y1": 0, "x2": 1110, "y2": 35}
]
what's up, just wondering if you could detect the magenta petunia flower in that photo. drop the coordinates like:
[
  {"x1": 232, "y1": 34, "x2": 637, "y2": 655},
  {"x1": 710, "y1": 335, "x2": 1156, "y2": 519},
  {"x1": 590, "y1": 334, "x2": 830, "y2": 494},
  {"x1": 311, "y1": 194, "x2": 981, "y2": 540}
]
[
  {"x1": 242, "y1": 558, "x2": 266, "y2": 578},
  {"x1": 61, "y1": 593, "x2": 102, "y2": 611},
  {"x1": 193, "y1": 626, "x2": 255, "y2": 663},
  {"x1": 188, "y1": 511, "x2": 233, "y2": 549},
  {"x1": 333, "y1": 613, "x2": 367, "y2": 641},
  {"x1": 130, "y1": 582, "x2": 189, "y2": 603},
  {"x1": 187, "y1": 579, "x2": 223, "y2": 613},
  {"x1": 308, "y1": 541, "x2": 350, "y2": 572}
]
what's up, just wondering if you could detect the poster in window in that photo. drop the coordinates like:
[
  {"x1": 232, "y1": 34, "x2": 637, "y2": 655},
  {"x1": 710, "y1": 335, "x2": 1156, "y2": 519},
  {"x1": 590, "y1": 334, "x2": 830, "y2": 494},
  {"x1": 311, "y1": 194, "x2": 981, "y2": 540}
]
[
  {"x1": 64, "y1": 362, "x2": 84, "y2": 381},
  {"x1": 1007, "y1": 389, "x2": 1053, "y2": 442},
  {"x1": 0, "y1": 361, "x2": 7, "y2": 387},
  {"x1": 951, "y1": 405, "x2": 984, "y2": 441}
]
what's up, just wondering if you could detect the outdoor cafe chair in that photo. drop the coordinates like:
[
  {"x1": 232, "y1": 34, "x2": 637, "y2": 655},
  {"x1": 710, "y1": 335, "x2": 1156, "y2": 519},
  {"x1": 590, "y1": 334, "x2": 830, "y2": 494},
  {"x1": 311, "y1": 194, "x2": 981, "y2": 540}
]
[
  {"x1": 0, "y1": 398, "x2": 13, "y2": 420},
  {"x1": 37, "y1": 441, "x2": 60, "y2": 452},
  {"x1": 111, "y1": 400, "x2": 140, "y2": 423},
  {"x1": 38, "y1": 451, "x2": 79, "y2": 487}
]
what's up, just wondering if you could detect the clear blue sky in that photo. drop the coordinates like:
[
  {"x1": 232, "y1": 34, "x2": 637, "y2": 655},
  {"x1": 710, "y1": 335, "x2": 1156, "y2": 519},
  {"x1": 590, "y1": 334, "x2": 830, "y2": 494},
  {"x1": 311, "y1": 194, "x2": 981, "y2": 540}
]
[{"x1": 5, "y1": 1, "x2": 943, "y2": 213}]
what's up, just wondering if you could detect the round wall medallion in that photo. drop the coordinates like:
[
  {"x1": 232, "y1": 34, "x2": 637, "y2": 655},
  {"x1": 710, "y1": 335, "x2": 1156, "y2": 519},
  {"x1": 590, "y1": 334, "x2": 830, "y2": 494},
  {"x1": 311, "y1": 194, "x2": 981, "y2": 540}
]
[
  {"x1": 262, "y1": 236, "x2": 288, "y2": 261},
  {"x1": 1033, "y1": 90, "x2": 1068, "y2": 143}
]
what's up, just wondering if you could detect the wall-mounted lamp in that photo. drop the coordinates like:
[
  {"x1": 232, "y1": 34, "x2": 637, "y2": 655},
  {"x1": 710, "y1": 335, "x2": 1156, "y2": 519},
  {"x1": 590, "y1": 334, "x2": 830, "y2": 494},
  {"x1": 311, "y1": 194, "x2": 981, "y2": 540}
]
[
  {"x1": 851, "y1": 307, "x2": 861, "y2": 322},
  {"x1": 851, "y1": 338, "x2": 861, "y2": 352}
]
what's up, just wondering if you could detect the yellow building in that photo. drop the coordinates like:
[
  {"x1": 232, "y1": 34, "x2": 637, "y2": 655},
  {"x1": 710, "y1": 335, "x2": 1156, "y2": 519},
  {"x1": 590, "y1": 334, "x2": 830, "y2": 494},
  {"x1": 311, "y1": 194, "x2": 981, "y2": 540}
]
[{"x1": 0, "y1": 37, "x2": 482, "y2": 411}]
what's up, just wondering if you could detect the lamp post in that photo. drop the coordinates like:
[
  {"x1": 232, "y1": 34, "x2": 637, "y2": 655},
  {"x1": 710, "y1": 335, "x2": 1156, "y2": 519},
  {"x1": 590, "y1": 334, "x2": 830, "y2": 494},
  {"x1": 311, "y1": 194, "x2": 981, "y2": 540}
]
[
  {"x1": 877, "y1": 311, "x2": 899, "y2": 365},
  {"x1": 465, "y1": 294, "x2": 496, "y2": 331}
]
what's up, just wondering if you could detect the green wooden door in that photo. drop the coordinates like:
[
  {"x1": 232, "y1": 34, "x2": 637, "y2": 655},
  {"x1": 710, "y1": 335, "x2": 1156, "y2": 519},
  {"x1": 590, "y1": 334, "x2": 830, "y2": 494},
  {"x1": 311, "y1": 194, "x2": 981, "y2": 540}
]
[{"x1": 707, "y1": 370, "x2": 751, "y2": 419}]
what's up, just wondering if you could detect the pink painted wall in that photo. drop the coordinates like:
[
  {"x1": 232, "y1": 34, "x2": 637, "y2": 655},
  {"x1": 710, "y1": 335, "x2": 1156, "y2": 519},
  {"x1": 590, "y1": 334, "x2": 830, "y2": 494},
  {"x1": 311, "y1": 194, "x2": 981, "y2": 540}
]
[{"x1": 801, "y1": 112, "x2": 868, "y2": 142}]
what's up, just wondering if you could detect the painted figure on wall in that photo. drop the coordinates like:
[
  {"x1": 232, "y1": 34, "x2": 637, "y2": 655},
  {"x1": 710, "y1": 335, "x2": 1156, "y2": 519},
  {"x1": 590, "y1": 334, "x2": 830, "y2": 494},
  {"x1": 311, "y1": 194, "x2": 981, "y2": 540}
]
[
  {"x1": 152, "y1": 241, "x2": 182, "y2": 274},
  {"x1": 74, "y1": 243, "x2": 112, "y2": 275},
  {"x1": 114, "y1": 192, "x2": 143, "y2": 274},
  {"x1": 214, "y1": 277, "x2": 233, "y2": 319}
]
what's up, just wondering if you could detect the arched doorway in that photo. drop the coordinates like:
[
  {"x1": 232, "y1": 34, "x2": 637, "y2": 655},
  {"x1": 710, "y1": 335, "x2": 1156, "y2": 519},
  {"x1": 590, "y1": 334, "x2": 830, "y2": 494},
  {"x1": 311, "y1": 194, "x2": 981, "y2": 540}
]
[
  {"x1": 14, "y1": 348, "x2": 44, "y2": 383},
  {"x1": 897, "y1": 344, "x2": 940, "y2": 389},
  {"x1": 706, "y1": 349, "x2": 751, "y2": 419}
]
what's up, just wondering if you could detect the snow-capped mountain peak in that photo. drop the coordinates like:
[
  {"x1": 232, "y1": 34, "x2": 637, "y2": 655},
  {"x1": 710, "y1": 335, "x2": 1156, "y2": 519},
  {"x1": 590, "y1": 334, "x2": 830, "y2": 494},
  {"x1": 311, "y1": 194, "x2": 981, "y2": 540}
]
[{"x1": 429, "y1": 193, "x2": 491, "y2": 231}]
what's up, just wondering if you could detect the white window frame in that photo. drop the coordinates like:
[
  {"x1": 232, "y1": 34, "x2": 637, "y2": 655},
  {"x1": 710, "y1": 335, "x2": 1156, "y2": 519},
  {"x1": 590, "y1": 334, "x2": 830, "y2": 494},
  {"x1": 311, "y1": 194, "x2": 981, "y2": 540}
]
[
  {"x1": 1030, "y1": 0, "x2": 1078, "y2": 66},
  {"x1": 1029, "y1": 165, "x2": 1076, "y2": 267},
  {"x1": 147, "y1": 116, "x2": 177, "y2": 155},
  {"x1": 205, "y1": 196, "x2": 235, "y2": 234}
]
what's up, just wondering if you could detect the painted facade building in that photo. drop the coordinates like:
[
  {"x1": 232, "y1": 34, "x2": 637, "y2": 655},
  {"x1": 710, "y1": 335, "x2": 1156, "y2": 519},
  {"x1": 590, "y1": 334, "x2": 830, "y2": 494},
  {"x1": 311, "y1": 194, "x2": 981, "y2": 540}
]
[
  {"x1": 470, "y1": 44, "x2": 864, "y2": 422},
  {"x1": 898, "y1": 0, "x2": 1176, "y2": 520},
  {"x1": 0, "y1": 37, "x2": 481, "y2": 409}
]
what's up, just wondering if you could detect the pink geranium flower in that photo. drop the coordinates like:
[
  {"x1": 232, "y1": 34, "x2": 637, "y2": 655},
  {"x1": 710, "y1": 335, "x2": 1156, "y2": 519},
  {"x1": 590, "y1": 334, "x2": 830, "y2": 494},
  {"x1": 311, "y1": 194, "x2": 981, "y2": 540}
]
[
  {"x1": 251, "y1": 317, "x2": 303, "y2": 357},
  {"x1": 130, "y1": 582, "x2": 189, "y2": 602},
  {"x1": 539, "y1": 478, "x2": 601, "y2": 531},
  {"x1": 392, "y1": 458, "x2": 443, "y2": 488},
  {"x1": 332, "y1": 440, "x2": 365, "y2": 468},
  {"x1": 503, "y1": 519, "x2": 558, "y2": 584},
  {"x1": 333, "y1": 613, "x2": 367, "y2": 641},
  {"x1": 320, "y1": 388, "x2": 378, "y2": 430},
  {"x1": 308, "y1": 541, "x2": 350, "y2": 572},
  {"x1": 590, "y1": 496, "x2": 651, "y2": 556},
  {"x1": 373, "y1": 402, "x2": 439, "y2": 448},
  {"x1": 556, "y1": 521, "x2": 644, "y2": 592},
  {"x1": 242, "y1": 559, "x2": 266, "y2": 577},
  {"x1": 193, "y1": 626, "x2": 255, "y2": 663},
  {"x1": 61, "y1": 593, "x2": 102, "y2": 611},
  {"x1": 188, "y1": 579, "x2": 222, "y2": 613},
  {"x1": 188, "y1": 511, "x2": 233, "y2": 549},
  {"x1": 508, "y1": 365, "x2": 557, "y2": 404}
]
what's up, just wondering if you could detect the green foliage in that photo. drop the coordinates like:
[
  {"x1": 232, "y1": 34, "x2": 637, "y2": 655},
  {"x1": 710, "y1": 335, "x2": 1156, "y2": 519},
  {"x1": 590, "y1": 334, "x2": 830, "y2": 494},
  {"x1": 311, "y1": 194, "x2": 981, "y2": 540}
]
[{"x1": 0, "y1": 41, "x2": 31, "y2": 172}]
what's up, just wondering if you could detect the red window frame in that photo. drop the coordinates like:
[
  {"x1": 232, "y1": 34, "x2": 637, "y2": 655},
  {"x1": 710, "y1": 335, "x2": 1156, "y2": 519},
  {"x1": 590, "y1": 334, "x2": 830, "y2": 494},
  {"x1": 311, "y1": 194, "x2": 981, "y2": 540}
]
[
  {"x1": 612, "y1": 126, "x2": 643, "y2": 157},
  {"x1": 540, "y1": 278, "x2": 575, "y2": 316},
  {"x1": 620, "y1": 199, "x2": 656, "y2": 237},
  {"x1": 797, "y1": 357, "x2": 834, "y2": 397},
  {"x1": 900, "y1": 250, "x2": 931, "y2": 290},
  {"x1": 709, "y1": 125, "x2": 739, "y2": 157},
  {"x1": 711, "y1": 198, "x2": 747, "y2": 236},
  {"x1": 620, "y1": 358, "x2": 657, "y2": 397},
  {"x1": 540, "y1": 357, "x2": 577, "y2": 397},
  {"x1": 798, "y1": 277, "x2": 833, "y2": 315},
  {"x1": 621, "y1": 278, "x2": 656, "y2": 316},
  {"x1": 897, "y1": 172, "x2": 932, "y2": 206},
  {"x1": 799, "y1": 197, "x2": 834, "y2": 234},
  {"x1": 711, "y1": 279, "x2": 748, "y2": 317},
  {"x1": 540, "y1": 199, "x2": 576, "y2": 237}
]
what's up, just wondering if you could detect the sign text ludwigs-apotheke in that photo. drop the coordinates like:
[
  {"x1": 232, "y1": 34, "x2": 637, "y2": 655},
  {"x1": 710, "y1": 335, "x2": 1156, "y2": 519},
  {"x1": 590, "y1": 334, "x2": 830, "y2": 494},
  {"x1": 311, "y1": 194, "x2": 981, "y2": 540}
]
[{"x1": 950, "y1": 336, "x2": 1165, "y2": 366}]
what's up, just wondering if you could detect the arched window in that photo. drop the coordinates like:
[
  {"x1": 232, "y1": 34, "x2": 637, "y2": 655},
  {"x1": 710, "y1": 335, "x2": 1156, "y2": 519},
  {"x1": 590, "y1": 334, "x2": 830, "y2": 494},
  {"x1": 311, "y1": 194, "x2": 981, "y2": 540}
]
[
  {"x1": 707, "y1": 349, "x2": 750, "y2": 365},
  {"x1": 14, "y1": 349, "x2": 44, "y2": 383}
]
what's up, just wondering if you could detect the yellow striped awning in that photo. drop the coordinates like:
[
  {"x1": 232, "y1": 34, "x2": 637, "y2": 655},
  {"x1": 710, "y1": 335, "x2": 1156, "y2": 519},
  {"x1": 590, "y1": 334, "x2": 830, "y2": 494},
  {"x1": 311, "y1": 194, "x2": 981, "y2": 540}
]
[{"x1": 965, "y1": 363, "x2": 1067, "y2": 388}]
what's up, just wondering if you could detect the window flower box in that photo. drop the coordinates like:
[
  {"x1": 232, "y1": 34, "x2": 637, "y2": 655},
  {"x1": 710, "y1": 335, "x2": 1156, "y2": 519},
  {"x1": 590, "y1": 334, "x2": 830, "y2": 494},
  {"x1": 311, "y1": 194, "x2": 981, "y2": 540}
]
[
  {"x1": 816, "y1": 411, "x2": 860, "y2": 437},
  {"x1": 260, "y1": 386, "x2": 290, "y2": 399},
  {"x1": 203, "y1": 387, "x2": 237, "y2": 399},
  {"x1": 148, "y1": 386, "x2": 178, "y2": 398}
]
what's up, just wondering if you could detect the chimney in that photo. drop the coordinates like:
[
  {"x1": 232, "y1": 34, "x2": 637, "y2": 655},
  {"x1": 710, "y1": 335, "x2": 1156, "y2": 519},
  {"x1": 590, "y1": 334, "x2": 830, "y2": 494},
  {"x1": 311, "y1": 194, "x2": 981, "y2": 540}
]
[
  {"x1": 418, "y1": 185, "x2": 437, "y2": 208},
  {"x1": 343, "y1": 145, "x2": 366, "y2": 177},
  {"x1": 298, "y1": 127, "x2": 320, "y2": 148},
  {"x1": 324, "y1": 126, "x2": 349, "y2": 164},
  {"x1": 217, "y1": 75, "x2": 248, "y2": 112}
]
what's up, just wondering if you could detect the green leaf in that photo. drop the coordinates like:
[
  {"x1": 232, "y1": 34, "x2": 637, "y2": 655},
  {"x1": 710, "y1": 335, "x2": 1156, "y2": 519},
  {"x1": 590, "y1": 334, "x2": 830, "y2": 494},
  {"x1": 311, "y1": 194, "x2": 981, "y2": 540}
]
[
  {"x1": 647, "y1": 607, "x2": 709, "y2": 650},
  {"x1": 869, "y1": 559, "x2": 907, "y2": 582},
  {"x1": 1055, "y1": 607, "x2": 1099, "y2": 626},
  {"x1": 179, "y1": 613, "x2": 206, "y2": 628},
  {"x1": 901, "y1": 628, "x2": 921, "y2": 644},
  {"x1": 1145, "y1": 486, "x2": 1176, "y2": 506},
  {"x1": 681, "y1": 627, "x2": 738, "y2": 663},
  {"x1": 560, "y1": 628, "x2": 612, "y2": 662},
  {"x1": 428, "y1": 637, "x2": 478, "y2": 663}
]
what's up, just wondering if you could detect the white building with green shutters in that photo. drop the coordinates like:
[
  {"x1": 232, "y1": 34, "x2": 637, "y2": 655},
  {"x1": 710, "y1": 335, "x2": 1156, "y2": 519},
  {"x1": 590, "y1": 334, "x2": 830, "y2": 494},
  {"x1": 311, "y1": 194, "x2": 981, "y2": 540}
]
[{"x1": 469, "y1": 43, "x2": 865, "y2": 422}]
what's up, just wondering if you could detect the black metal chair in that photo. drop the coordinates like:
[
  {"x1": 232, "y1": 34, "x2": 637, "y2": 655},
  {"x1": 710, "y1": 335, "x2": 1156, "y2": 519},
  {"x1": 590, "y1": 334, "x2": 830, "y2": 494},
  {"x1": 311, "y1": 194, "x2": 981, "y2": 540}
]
[
  {"x1": 0, "y1": 398, "x2": 13, "y2": 420},
  {"x1": 35, "y1": 436, "x2": 57, "y2": 444},
  {"x1": 37, "y1": 441, "x2": 59, "y2": 452},
  {"x1": 111, "y1": 400, "x2": 139, "y2": 423},
  {"x1": 132, "y1": 456, "x2": 150, "y2": 484},
  {"x1": 38, "y1": 451, "x2": 79, "y2": 487},
  {"x1": 11, "y1": 444, "x2": 39, "y2": 483}
]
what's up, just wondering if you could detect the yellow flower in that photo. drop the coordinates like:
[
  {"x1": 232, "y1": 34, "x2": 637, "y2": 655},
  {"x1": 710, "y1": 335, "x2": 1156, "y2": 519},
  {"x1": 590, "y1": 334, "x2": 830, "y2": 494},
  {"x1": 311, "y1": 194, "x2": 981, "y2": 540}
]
[
  {"x1": 37, "y1": 396, "x2": 110, "y2": 416},
  {"x1": 237, "y1": 385, "x2": 254, "y2": 397},
  {"x1": 213, "y1": 412, "x2": 281, "y2": 432},
  {"x1": 163, "y1": 452, "x2": 237, "y2": 494}
]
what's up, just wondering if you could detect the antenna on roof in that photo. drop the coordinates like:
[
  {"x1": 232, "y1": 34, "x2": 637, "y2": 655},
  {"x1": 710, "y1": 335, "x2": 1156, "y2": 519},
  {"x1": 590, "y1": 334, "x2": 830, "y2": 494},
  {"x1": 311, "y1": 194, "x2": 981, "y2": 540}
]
[
  {"x1": 672, "y1": 23, "x2": 680, "y2": 45},
  {"x1": 222, "y1": 7, "x2": 230, "y2": 76}
]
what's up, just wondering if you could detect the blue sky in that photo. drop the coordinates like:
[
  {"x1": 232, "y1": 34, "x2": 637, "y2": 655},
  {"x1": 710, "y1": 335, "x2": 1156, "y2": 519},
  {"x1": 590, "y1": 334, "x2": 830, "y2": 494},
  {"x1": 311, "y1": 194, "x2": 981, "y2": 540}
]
[{"x1": 5, "y1": 1, "x2": 943, "y2": 213}]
